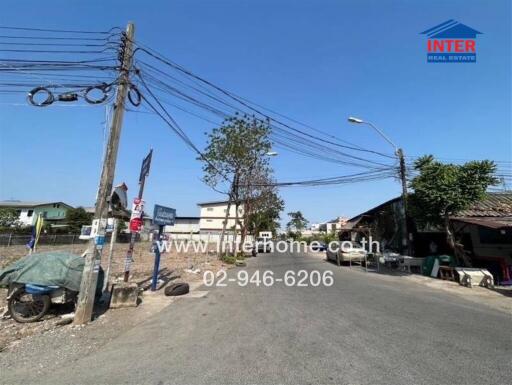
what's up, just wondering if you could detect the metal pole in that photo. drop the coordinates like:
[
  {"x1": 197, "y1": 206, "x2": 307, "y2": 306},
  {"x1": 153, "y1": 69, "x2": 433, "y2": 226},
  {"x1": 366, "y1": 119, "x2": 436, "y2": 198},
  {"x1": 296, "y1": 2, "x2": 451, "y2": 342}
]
[
  {"x1": 74, "y1": 22, "x2": 135, "y2": 325},
  {"x1": 151, "y1": 225, "x2": 164, "y2": 291},
  {"x1": 123, "y1": 150, "x2": 152, "y2": 282},
  {"x1": 103, "y1": 218, "x2": 118, "y2": 291}
]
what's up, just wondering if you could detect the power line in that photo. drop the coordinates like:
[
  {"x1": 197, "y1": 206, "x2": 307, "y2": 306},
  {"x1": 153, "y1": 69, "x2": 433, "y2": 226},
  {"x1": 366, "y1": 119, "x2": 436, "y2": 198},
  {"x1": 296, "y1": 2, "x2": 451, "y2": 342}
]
[
  {"x1": 134, "y1": 45, "x2": 396, "y2": 160},
  {"x1": 134, "y1": 65, "x2": 395, "y2": 170},
  {"x1": 0, "y1": 25, "x2": 118, "y2": 34}
]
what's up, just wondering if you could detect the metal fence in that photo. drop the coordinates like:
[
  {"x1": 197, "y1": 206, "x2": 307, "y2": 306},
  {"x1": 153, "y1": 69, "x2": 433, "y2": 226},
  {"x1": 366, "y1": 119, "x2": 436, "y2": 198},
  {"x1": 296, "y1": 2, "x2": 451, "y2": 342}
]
[
  {"x1": 0, "y1": 233, "x2": 86, "y2": 247},
  {"x1": 0, "y1": 232, "x2": 253, "y2": 247}
]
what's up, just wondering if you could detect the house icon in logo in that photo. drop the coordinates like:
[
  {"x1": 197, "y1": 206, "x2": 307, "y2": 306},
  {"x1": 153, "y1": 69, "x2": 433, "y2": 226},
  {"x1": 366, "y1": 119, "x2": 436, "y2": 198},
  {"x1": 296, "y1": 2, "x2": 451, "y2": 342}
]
[{"x1": 420, "y1": 20, "x2": 482, "y2": 63}]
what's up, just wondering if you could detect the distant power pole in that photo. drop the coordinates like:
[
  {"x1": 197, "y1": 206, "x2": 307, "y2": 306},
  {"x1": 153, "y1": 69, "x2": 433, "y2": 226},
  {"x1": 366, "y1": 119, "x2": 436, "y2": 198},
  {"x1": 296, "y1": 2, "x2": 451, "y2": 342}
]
[
  {"x1": 397, "y1": 148, "x2": 410, "y2": 255},
  {"x1": 74, "y1": 22, "x2": 135, "y2": 325}
]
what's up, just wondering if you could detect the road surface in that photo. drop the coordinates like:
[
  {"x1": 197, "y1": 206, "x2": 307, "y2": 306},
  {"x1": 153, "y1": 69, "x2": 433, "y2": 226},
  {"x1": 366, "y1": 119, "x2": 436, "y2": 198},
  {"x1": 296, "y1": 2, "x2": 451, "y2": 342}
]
[{"x1": 37, "y1": 252, "x2": 512, "y2": 384}]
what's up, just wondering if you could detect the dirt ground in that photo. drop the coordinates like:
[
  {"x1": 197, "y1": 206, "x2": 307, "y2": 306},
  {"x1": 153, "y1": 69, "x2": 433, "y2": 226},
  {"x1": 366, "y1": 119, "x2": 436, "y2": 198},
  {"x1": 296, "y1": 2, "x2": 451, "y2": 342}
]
[{"x1": 0, "y1": 241, "x2": 229, "y2": 352}]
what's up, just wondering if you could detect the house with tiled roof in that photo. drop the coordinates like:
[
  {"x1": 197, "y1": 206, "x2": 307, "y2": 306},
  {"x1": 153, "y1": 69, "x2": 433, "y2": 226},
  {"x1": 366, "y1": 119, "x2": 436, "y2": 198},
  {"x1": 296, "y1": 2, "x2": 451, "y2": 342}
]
[
  {"x1": 450, "y1": 193, "x2": 512, "y2": 283},
  {"x1": 343, "y1": 193, "x2": 512, "y2": 283}
]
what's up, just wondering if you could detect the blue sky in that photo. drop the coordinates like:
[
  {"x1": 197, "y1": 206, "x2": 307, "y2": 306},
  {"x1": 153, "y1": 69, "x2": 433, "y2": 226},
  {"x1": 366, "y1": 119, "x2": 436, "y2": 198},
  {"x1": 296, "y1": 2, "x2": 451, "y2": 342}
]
[{"x1": 0, "y1": 0, "x2": 511, "y2": 226}]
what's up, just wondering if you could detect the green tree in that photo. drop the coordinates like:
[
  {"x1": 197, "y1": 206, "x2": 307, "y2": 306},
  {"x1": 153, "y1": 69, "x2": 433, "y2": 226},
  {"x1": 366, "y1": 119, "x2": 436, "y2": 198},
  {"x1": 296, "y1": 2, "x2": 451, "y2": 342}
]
[
  {"x1": 65, "y1": 207, "x2": 93, "y2": 234},
  {"x1": 0, "y1": 208, "x2": 20, "y2": 228},
  {"x1": 409, "y1": 155, "x2": 498, "y2": 265},
  {"x1": 200, "y1": 114, "x2": 272, "y2": 249},
  {"x1": 286, "y1": 211, "x2": 309, "y2": 239},
  {"x1": 116, "y1": 219, "x2": 127, "y2": 237}
]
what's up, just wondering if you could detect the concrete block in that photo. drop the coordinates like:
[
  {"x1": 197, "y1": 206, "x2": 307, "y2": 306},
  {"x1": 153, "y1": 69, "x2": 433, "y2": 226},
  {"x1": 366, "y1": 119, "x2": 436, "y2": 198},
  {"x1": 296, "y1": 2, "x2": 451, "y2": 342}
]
[{"x1": 110, "y1": 283, "x2": 140, "y2": 308}]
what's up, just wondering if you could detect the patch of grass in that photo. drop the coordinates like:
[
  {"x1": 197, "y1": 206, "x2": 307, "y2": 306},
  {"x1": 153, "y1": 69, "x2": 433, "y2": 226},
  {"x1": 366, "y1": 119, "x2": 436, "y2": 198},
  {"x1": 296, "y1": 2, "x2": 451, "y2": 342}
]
[{"x1": 220, "y1": 254, "x2": 237, "y2": 264}]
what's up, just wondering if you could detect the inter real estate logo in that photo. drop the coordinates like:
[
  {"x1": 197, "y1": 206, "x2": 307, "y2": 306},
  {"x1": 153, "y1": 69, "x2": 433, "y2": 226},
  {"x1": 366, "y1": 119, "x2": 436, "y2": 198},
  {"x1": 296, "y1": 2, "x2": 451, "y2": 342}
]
[{"x1": 420, "y1": 20, "x2": 482, "y2": 63}]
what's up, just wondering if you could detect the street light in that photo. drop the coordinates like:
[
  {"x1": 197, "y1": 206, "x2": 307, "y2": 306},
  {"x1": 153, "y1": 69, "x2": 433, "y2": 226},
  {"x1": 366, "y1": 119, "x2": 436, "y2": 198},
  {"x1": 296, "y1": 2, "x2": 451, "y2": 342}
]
[
  {"x1": 265, "y1": 151, "x2": 279, "y2": 157},
  {"x1": 347, "y1": 116, "x2": 364, "y2": 124},
  {"x1": 347, "y1": 117, "x2": 399, "y2": 155},
  {"x1": 347, "y1": 116, "x2": 410, "y2": 255}
]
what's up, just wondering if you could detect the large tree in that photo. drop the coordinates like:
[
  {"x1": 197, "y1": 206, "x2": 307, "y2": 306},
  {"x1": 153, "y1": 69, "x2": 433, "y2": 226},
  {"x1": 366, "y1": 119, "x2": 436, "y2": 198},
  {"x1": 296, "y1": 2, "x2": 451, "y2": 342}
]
[
  {"x1": 200, "y1": 114, "x2": 272, "y2": 250},
  {"x1": 409, "y1": 155, "x2": 498, "y2": 265}
]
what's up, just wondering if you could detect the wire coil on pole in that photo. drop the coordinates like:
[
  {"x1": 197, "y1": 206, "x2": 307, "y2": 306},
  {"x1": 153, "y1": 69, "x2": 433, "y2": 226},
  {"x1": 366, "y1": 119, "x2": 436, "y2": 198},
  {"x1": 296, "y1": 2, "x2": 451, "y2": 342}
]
[
  {"x1": 84, "y1": 83, "x2": 110, "y2": 104},
  {"x1": 27, "y1": 86, "x2": 54, "y2": 107}
]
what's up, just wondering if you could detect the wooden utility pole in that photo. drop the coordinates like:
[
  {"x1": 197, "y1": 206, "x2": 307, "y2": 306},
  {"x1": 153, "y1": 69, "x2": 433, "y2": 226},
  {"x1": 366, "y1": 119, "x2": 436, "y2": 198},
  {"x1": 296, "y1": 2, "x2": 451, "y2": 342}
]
[{"x1": 74, "y1": 22, "x2": 135, "y2": 325}]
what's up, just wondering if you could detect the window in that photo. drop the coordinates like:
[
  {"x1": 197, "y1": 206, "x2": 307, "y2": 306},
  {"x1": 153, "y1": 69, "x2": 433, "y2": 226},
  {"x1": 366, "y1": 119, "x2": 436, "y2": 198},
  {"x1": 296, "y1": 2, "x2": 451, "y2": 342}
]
[
  {"x1": 206, "y1": 219, "x2": 213, "y2": 222},
  {"x1": 206, "y1": 207, "x2": 214, "y2": 212},
  {"x1": 27, "y1": 210, "x2": 34, "y2": 217}
]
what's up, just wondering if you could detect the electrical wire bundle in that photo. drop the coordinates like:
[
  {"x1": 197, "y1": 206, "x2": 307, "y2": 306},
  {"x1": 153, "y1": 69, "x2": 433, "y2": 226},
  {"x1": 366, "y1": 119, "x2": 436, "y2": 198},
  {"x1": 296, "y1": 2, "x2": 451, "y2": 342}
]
[
  {"x1": 131, "y1": 44, "x2": 398, "y2": 171},
  {"x1": 0, "y1": 25, "x2": 123, "y2": 107},
  {"x1": 109, "y1": 41, "x2": 399, "y2": 188},
  {"x1": 3, "y1": 25, "x2": 508, "y2": 191}
]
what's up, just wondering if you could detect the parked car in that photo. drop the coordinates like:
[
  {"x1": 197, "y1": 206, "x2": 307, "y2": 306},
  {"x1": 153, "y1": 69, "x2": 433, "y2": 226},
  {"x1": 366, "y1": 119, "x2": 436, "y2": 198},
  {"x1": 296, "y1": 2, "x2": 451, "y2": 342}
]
[
  {"x1": 310, "y1": 242, "x2": 327, "y2": 252},
  {"x1": 326, "y1": 241, "x2": 367, "y2": 265}
]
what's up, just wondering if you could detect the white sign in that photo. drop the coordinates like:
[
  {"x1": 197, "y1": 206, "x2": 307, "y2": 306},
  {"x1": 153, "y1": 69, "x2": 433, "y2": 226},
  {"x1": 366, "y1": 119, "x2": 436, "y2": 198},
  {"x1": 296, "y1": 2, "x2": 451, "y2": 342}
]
[
  {"x1": 130, "y1": 198, "x2": 145, "y2": 220},
  {"x1": 90, "y1": 219, "x2": 107, "y2": 238}
]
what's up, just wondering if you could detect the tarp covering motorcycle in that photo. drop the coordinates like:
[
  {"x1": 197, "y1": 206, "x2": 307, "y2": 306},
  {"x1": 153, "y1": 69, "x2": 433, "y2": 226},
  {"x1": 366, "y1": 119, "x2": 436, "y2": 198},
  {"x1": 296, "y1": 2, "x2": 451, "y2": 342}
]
[{"x1": 0, "y1": 252, "x2": 88, "y2": 292}]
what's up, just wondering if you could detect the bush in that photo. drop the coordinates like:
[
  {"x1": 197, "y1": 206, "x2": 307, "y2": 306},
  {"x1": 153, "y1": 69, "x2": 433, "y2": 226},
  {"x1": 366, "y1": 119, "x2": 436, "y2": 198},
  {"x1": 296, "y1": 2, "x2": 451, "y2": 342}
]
[
  {"x1": 235, "y1": 252, "x2": 246, "y2": 260},
  {"x1": 220, "y1": 254, "x2": 237, "y2": 264}
]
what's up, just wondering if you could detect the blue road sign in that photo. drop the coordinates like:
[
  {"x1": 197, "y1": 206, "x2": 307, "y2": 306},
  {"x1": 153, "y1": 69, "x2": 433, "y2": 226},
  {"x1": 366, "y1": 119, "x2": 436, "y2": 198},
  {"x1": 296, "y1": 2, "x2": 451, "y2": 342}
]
[{"x1": 153, "y1": 204, "x2": 176, "y2": 226}]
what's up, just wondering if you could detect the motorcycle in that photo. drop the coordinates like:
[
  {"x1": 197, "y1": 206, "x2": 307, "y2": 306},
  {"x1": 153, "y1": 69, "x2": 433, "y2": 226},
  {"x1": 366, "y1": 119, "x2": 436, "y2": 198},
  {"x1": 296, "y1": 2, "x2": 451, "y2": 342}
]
[{"x1": 6, "y1": 283, "x2": 78, "y2": 323}]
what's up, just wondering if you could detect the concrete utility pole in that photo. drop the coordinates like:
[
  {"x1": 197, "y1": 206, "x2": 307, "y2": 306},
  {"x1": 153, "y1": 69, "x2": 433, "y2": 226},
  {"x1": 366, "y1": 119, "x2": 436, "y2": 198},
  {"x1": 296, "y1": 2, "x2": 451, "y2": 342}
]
[
  {"x1": 347, "y1": 117, "x2": 410, "y2": 255},
  {"x1": 397, "y1": 148, "x2": 410, "y2": 255},
  {"x1": 74, "y1": 22, "x2": 135, "y2": 325}
]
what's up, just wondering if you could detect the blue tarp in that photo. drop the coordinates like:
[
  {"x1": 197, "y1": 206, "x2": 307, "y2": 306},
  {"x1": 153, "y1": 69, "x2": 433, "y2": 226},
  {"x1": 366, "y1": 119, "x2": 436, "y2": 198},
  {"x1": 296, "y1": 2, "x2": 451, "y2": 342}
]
[{"x1": 0, "y1": 252, "x2": 87, "y2": 292}]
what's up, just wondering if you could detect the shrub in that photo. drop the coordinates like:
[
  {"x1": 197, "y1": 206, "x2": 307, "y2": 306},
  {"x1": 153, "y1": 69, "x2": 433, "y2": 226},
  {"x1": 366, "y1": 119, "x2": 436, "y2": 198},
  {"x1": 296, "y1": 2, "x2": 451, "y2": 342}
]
[
  {"x1": 235, "y1": 252, "x2": 246, "y2": 260},
  {"x1": 220, "y1": 254, "x2": 237, "y2": 264}
]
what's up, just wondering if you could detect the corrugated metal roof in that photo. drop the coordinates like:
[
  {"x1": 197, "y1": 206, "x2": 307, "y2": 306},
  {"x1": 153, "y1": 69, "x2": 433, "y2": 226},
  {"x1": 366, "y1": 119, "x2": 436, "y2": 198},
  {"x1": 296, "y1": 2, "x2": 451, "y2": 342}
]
[
  {"x1": 456, "y1": 193, "x2": 512, "y2": 217},
  {"x1": 452, "y1": 217, "x2": 512, "y2": 229}
]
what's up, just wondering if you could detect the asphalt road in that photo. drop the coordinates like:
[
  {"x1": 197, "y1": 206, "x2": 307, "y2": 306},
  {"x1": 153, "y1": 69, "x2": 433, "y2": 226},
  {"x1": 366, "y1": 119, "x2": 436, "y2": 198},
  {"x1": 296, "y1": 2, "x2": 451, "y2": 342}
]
[{"x1": 42, "y1": 252, "x2": 510, "y2": 385}]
